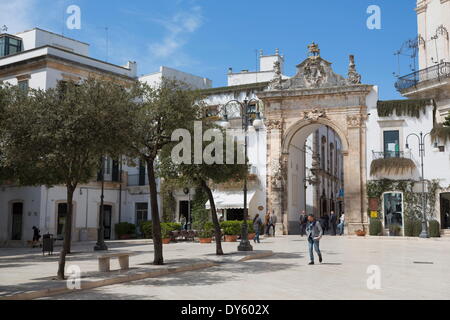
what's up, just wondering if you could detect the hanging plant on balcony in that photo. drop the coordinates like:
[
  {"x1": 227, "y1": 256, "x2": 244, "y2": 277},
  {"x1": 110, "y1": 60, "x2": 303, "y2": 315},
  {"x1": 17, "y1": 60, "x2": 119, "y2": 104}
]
[
  {"x1": 377, "y1": 99, "x2": 430, "y2": 118},
  {"x1": 431, "y1": 124, "x2": 450, "y2": 144},
  {"x1": 370, "y1": 157, "x2": 416, "y2": 176}
]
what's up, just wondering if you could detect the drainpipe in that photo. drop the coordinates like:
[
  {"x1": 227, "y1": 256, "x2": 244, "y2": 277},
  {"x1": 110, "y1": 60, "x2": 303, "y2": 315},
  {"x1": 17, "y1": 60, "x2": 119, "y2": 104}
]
[{"x1": 118, "y1": 156, "x2": 123, "y2": 223}]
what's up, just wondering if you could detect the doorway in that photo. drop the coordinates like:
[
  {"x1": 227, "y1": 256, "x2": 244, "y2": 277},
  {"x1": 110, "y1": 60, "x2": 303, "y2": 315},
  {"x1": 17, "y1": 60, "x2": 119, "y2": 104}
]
[
  {"x1": 57, "y1": 203, "x2": 68, "y2": 240},
  {"x1": 135, "y1": 202, "x2": 148, "y2": 236},
  {"x1": 226, "y1": 209, "x2": 244, "y2": 221},
  {"x1": 440, "y1": 193, "x2": 450, "y2": 229},
  {"x1": 102, "y1": 205, "x2": 112, "y2": 240},
  {"x1": 11, "y1": 202, "x2": 23, "y2": 240},
  {"x1": 179, "y1": 201, "x2": 192, "y2": 229}
]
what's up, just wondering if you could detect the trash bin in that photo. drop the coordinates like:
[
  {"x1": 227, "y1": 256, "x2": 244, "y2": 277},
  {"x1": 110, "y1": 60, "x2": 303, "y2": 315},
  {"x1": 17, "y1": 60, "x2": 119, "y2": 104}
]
[
  {"x1": 42, "y1": 233, "x2": 54, "y2": 256},
  {"x1": 79, "y1": 228, "x2": 88, "y2": 241}
]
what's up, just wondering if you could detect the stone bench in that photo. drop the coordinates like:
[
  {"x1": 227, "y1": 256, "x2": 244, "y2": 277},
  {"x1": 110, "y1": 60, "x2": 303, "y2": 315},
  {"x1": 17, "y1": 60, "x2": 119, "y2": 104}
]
[{"x1": 98, "y1": 252, "x2": 133, "y2": 272}]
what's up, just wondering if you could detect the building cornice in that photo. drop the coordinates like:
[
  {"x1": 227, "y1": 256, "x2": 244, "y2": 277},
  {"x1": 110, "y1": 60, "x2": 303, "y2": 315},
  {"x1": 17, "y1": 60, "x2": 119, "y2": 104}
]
[{"x1": 0, "y1": 51, "x2": 136, "y2": 82}]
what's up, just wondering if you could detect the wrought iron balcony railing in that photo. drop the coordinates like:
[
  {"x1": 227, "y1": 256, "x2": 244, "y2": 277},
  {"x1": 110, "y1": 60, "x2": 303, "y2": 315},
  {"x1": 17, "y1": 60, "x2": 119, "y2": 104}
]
[
  {"x1": 395, "y1": 62, "x2": 450, "y2": 92},
  {"x1": 372, "y1": 151, "x2": 411, "y2": 160}
]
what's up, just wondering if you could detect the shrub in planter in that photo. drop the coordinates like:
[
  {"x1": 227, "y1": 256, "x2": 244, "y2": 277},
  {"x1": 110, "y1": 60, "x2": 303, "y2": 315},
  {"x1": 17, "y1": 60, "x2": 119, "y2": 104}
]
[
  {"x1": 429, "y1": 220, "x2": 441, "y2": 238},
  {"x1": 404, "y1": 219, "x2": 422, "y2": 237},
  {"x1": 198, "y1": 222, "x2": 214, "y2": 239},
  {"x1": 115, "y1": 222, "x2": 136, "y2": 239},
  {"x1": 389, "y1": 224, "x2": 402, "y2": 236},
  {"x1": 221, "y1": 221, "x2": 241, "y2": 242},
  {"x1": 140, "y1": 221, "x2": 153, "y2": 239},
  {"x1": 220, "y1": 221, "x2": 242, "y2": 235},
  {"x1": 369, "y1": 219, "x2": 383, "y2": 236},
  {"x1": 160, "y1": 223, "x2": 172, "y2": 244}
]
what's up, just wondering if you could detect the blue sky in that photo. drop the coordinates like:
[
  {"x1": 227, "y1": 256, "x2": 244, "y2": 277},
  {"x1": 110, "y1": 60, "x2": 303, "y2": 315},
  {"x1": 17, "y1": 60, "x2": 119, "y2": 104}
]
[{"x1": 1, "y1": 0, "x2": 419, "y2": 100}]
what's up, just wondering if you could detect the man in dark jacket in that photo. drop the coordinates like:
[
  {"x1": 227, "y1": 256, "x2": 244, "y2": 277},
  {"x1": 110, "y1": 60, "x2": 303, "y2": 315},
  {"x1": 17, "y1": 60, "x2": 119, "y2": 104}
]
[
  {"x1": 329, "y1": 211, "x2": 337, "y2": 236},
  {"x1": 305, "y1": 215, "x2": 323, "y2": 265}
]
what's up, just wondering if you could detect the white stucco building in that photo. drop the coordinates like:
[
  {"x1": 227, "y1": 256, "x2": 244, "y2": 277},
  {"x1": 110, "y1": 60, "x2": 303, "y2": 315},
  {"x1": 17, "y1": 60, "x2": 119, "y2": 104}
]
[
  {"x1": 366, "y1": 0, "x2": 450, "y2": 235},
  {"x1": 0, "y1": 28, "x2": 211, "y2": 245}
]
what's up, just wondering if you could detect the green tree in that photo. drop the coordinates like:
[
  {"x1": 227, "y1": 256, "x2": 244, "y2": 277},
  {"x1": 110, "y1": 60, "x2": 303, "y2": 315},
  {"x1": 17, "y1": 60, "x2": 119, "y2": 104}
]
[
  {"x1": 128, "y1": 79, "x2": 202, "y2": 265},
  {"x1": 444, "y1": 114, "x2": 450, "y2": 127},
  {"x1": 1, "y1": 78, "x2": 139, "y2": 279},
  {"x1": 161, "y1": 122, "x2": 248, "y2": 255}
]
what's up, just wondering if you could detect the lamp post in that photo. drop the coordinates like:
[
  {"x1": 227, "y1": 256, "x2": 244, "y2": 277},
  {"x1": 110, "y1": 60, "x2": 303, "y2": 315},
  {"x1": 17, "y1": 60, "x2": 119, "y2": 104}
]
[
  {"x1": 405, "y1": 132, "x2": 439, "y2": 239},
  {"x1": 221, "y1": 98, "x2": 263, "y2": 252},
  {"x1": 94, "y1": 156, "x2": 108, "y2": 251}
]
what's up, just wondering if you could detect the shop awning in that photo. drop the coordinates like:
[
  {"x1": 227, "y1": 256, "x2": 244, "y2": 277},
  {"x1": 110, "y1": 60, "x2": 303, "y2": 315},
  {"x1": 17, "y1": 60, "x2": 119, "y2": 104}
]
[{"x1": 205, "y1": 190, "x2": 256, "y2": 210}]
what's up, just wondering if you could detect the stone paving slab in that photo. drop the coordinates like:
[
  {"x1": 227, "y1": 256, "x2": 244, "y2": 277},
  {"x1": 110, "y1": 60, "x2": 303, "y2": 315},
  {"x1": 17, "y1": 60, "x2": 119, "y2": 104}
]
[
  {"x1": 0, "y1": 238, "x2": 274, "y2": 299},
  {"x1": 40, "y1": 236, "x2": 450, "y2": 300}
]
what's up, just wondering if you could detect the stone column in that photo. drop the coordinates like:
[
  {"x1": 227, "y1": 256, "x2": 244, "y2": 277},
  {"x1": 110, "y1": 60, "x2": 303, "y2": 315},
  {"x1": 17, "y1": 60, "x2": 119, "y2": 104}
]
[
  {"x1": 344, "y1": 114, "x2": 368, "y2": 234},
  {"x1": 266, "y1": 119, "x2": 285, "y2": 235}
]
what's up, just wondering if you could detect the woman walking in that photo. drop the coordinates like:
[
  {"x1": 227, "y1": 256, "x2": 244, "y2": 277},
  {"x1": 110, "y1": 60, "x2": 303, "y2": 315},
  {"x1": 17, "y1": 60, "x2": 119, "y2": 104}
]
[{"x1": 253, "y1": 214, "x2": 263, "y2": 243}]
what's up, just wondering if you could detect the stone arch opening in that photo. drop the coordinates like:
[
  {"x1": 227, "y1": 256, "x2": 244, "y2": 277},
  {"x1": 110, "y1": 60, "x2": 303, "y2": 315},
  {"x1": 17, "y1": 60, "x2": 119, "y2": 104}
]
[{"x1": 284, "y1": 120, "x2": 345, "y2": 234}]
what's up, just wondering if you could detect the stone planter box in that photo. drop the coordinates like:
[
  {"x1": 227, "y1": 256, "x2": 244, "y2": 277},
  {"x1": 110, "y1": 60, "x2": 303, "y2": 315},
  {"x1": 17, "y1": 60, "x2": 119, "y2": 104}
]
[
  {"x1": 199, "y1": 238, "x2": 212, "y2": 244},
  {"x1": 162, "y1": 238, "x2": 171, "y2": 244},
  {"x1": 248, "y1": 233, "x2": 256, "y2": 240}
]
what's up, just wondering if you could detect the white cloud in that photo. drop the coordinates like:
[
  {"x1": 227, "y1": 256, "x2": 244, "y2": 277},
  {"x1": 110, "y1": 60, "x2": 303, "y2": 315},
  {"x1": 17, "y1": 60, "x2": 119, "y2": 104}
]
[
  {"x1": 148, "y1": 5, "x2": 203, "y2": 61},
  {"x1": 0, "y1": 0, "x2": 37, "y2": 34}
]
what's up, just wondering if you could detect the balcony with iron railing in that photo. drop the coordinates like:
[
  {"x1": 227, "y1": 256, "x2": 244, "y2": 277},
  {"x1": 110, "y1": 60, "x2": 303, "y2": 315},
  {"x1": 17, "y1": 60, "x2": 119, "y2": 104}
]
[
  {"x1": 395, "y1": 62, "x2": 450, "y2": 92},
  {"x1": 370, "y1": 150, "x2": 417, "y2": 177}
]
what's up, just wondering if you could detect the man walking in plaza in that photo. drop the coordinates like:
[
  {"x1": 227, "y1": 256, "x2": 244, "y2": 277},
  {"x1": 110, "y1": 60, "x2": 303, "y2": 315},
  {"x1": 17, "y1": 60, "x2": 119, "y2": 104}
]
[
  {"x1": 306, "y1": 215, "x2": 323, "y2": 265},
  {"x1": 269, "y1": 211, "x2": 277, "y2": 237}
]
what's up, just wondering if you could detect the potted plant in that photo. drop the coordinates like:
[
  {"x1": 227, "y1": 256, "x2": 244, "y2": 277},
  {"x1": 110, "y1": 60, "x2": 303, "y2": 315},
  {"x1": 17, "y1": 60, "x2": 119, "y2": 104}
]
[
  {"x1": 221, "y1": 221, "x2": 240, "y2": 242},
  {"x1": 246, "y1": 220, "x2": 256, "y2": 240},
  {"x1": 114, "y1": 222, "x2": 136, "y2": 240},
  {"x1": 198, "y1": 222, "x2": 214, "y2": 243},
  {"x1": 161, "y1": 223, "x2": 171, "y2": 244}
]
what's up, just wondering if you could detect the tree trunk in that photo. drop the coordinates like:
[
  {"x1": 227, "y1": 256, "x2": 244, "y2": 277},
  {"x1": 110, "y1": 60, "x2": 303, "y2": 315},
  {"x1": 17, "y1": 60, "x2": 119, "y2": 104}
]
[
  {"x1": 201, "y1": 180, "x2": 223, "y2": 255},
  {"x1": 57, "y1": 185, "x2": 75, "y2": 280},
  {"x1": 147, "y1": 158, "x2": 164, "y2": 265}
]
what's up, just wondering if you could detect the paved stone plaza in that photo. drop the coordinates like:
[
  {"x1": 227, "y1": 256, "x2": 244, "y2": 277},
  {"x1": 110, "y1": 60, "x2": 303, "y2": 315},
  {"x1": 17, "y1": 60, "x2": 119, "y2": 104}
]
[{"x1": 1, "y1": 236, "x2": 450, "y2": 300}]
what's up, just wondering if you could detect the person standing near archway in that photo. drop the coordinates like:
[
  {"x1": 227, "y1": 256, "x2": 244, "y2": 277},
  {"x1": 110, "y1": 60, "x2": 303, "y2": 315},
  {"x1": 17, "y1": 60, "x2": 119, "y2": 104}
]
[
  {"x1": 269, "y1": 211, "x2": 277, "y2": 237},
  {"x1": 306, "y1": 215, "x2": 323, "y2": 265}
]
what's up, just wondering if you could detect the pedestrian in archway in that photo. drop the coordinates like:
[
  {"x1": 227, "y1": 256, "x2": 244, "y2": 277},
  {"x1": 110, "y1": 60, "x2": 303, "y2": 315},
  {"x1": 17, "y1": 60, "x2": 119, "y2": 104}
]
[
  {"x1": 306, "y1": 215, "x2": 323, "y2": 265},
  {"x1": 299, "y1": 210, "x2": 307, "y2": 236},
  {"x1": 253, "y1": 214, "x2": 262, "y2": 243},
  {"x1": 337, "y1": 212, "x2": 345, "y2": 236},
  {"x1": 264, "y1": 211, "x2": 271, "y2": 236},
  {"x1": 269, "y1": 211, "x2": 277, "y2": 237},
  {"x1": 329, "y1": 211, "x2": 337, "y2": 236}
]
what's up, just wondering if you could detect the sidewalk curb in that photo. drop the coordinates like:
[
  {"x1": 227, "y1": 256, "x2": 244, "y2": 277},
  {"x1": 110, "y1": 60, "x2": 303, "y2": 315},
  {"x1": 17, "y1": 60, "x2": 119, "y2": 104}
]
[
  {"x1": 238, "y1": 251, "x2": 274, "y2": 262},
  {"x1": 346, "y1": 235, "x2": 450, "y2": 241},
  {"x1": 1, "y1": 250, "x2": 274, "y2": 300},
  {"x1": 0, "y1": 261, "x2": 217, "y2": 301}
]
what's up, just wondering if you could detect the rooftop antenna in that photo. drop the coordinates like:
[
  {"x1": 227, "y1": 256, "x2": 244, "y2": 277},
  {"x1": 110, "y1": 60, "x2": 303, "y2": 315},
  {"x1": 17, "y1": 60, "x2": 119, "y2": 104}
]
[
  {"x1": 255, "y1": 49, "x2": 259, "y2": 83},
  {"x1": 393, "y1": 37, "x2": 418, "y2": 77},
  {"x1": 105, "y1": 27, "x2": 109, "y2": 62},
  {"x1": 62, "y1": 4, "x2": 65, "y2": 36}
]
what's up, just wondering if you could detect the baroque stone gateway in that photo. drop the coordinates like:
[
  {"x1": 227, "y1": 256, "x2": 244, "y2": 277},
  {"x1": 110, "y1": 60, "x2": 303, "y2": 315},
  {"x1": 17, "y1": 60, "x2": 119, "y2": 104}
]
[{"x1": 257, "y1": 43, "x2": 372, "y2": 235}]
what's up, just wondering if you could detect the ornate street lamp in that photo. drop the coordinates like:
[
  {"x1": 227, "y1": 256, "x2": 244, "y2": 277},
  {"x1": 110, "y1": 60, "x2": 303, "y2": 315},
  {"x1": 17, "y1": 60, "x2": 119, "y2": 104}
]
[
  {"x1": 405, "y1": 132, "x2": 440, "y2": 239},
  {"x1": 94, "y1": 156, "x2": 108, "y2": 251},
  {"x1": 221, "y1": 98, "x2": 263, "y2": 252}
]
